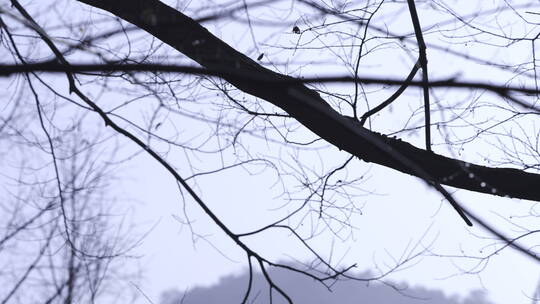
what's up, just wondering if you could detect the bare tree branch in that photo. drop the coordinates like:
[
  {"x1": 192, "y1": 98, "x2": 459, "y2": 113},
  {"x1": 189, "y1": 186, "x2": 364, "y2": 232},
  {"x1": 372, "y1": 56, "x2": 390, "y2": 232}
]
[
  {"x1": 406, "y1": 0, "x2": 431, "y2": 151},
  {"x1": 72, "y1": 0, "x2": 540, "y2": 204}
]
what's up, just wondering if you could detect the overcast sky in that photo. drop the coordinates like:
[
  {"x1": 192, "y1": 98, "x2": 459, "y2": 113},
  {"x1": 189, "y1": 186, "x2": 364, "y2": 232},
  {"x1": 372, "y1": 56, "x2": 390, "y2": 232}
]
[
  {"x1": 2, "y1": 1, "x2": 540, "y2": 303},
  {"x1": 121, "y1": 1, "x2": 540, "y2": 303}
]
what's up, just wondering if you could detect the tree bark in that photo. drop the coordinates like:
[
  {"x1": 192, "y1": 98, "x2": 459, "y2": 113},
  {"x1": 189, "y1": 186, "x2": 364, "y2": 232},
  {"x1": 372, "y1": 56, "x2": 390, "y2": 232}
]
[{"x1": 75, "y1": 0, "x2": 540, "y2": 201}]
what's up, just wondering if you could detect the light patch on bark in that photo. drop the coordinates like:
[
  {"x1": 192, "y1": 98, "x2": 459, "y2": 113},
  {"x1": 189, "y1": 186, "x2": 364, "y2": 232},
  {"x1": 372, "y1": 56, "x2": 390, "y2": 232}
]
[{"x1": 142, "y1": 9, "x2": 158, "y2": 26}]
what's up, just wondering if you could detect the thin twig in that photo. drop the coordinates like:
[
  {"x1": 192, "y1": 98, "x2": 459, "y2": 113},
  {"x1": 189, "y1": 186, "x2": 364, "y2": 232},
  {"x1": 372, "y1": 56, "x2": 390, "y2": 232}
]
[
  {"x1": 360, "y1": 59, "x2": 421, "y2": 126},
  {"x1": 406, "y1": 0, "x2": 431, "y2": 151}
]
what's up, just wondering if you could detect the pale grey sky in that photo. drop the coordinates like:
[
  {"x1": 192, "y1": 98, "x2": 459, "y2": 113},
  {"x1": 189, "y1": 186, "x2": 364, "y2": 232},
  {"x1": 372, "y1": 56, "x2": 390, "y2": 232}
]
[{"x1": 1, "y1": 1, "x2": 540, "y2": 303}]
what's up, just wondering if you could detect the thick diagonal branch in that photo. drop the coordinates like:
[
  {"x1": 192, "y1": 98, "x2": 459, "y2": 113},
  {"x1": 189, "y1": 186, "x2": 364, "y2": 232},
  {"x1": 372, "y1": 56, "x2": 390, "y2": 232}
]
[{"x1": 75, "y1": 0, "x2": 540, "y2": 202}]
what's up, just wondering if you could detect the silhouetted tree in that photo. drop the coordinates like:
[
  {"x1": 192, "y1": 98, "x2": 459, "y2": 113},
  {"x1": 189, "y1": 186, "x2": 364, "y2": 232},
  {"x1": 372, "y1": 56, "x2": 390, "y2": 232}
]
[{"x1": 1, "y1": 0, "x2": 540, "y2": 303}]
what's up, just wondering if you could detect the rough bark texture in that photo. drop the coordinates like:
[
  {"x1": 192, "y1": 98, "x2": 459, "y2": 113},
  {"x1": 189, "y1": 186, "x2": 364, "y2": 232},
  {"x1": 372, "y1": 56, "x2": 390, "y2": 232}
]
[{"x1": 76, "y1": 0, "x2": 540, "y2": 201}]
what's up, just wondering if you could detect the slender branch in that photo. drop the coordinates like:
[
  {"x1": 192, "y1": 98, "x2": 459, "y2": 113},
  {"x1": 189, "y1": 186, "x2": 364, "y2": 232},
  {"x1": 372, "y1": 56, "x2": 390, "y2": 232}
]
[
  {"x1": 240, "y1": 254, "x2": 254, "y2": 304},
  {"x1": 360, "y1": 59, "x2": 421, "y2": 126},
  {"x1": 0, "y1": 62, "x2": 539, "y2": 97},
  {"x1": 258, "y1": 260, "x2": 293, "y2": 304},
  {"x1": 406, "y1": 0, "x2": 431, "y2": 151}
]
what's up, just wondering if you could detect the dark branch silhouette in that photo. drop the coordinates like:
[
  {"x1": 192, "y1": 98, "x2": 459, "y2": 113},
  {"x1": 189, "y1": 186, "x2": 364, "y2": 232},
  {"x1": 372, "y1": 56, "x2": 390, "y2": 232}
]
[{"x1": 72, "y1": 0, "x2": 540, "y2": 204}]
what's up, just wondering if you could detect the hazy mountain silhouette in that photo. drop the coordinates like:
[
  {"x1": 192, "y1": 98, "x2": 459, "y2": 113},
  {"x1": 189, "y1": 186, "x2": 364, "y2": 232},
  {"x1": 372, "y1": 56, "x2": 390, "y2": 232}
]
[{"x1": 160, "y1": 264, "x2": 493, "y2": 304}]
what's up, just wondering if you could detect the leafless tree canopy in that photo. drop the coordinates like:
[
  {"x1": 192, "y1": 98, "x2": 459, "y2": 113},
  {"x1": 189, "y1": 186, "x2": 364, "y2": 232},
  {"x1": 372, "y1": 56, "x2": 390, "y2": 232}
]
[{"x1": 1, "y1": 0, "x2": 540, "y2": 303}]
